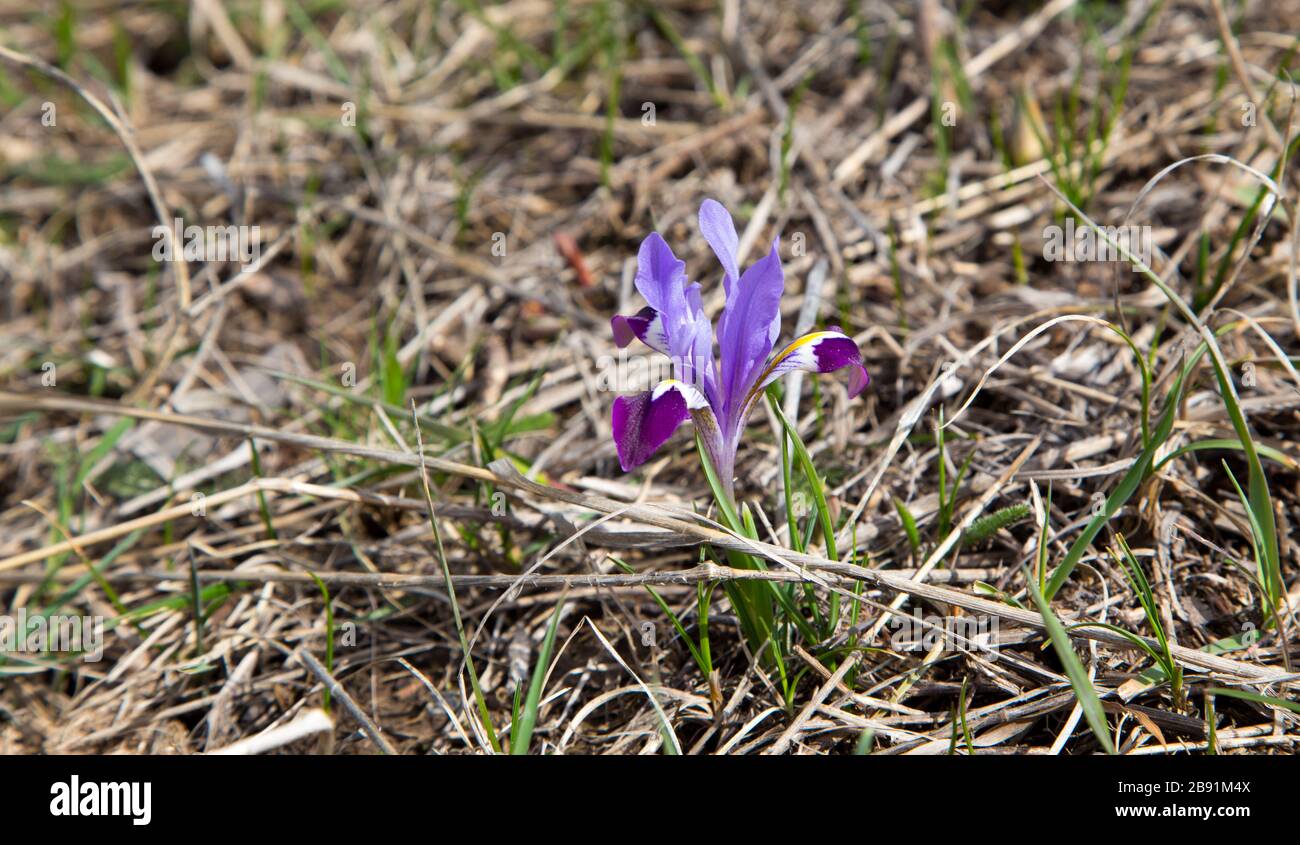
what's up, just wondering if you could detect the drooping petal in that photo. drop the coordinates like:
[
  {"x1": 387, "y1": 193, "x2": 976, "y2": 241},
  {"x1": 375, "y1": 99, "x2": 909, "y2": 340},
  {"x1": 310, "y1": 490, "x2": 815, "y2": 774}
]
[
  {"x1": 715, "y1": 238, "x2": 784, "y2": 420},
  {"x1": 743, "y1": 328, "x2": 870, "y2": 413},
  {"x1": 612, "y1": 379, "x2": 712, "y2": 471},
  {"x1": 610, "y1": 306, "x2": 669, "y2": 354}
]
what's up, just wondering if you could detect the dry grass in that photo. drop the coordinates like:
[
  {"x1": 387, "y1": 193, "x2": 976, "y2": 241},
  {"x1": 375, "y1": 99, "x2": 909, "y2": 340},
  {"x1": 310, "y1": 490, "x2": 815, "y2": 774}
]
[{"x1": 1, "y1": 0, "x2": 1298, "y2": 755}]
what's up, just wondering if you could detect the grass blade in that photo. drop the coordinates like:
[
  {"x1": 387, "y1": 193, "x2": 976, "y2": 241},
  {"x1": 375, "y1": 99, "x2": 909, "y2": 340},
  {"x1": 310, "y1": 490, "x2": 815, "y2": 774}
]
[
  {"x1": 511, "y1": 593, "x2": 567, "y2": 754},
  {"x1": 1025, "y1": 568, "x2": 1116, "y2": 754}
]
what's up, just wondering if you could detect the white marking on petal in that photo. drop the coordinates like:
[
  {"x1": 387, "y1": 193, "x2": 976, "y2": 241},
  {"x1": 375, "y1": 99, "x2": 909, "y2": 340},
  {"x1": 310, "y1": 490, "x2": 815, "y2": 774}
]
[
  {"x1": 771, "y1": 333, "x2": 826, "y2": 371},
  {"x1": 652, "y1": 378, "x2": 709, "y2": 410},
  {"x1": 642, "y1": 311, "x2": 670, "y2": 355},
  {"x1": 748, "y1": 331, "x2": 839, "y2": 396},
  {"x1": 740, "y1": 330, "x2": 863, "y2": 415}
]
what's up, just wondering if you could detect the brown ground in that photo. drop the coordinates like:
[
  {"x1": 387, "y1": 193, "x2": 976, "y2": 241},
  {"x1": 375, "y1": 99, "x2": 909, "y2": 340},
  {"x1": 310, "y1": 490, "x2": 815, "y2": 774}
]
[{"x1": 1, "y1": 0, "x2": 1297, "y2": 754}]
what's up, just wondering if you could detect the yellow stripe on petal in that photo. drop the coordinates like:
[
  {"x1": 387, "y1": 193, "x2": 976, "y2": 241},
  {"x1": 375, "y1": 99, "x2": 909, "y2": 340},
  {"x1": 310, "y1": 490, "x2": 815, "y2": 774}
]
[
  {"x1": 745, "y1": 332, "x2": 835, "y2": 403},
  {"x1": 741, "y1": 330, "x2": 868, "y2": 413}
]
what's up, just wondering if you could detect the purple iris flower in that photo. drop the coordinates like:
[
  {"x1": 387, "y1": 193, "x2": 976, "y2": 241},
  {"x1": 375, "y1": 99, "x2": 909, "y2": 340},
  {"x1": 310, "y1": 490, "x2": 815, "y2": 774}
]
[{"x1": 610, "y1": 199, "x2": 869, "y2": 500}]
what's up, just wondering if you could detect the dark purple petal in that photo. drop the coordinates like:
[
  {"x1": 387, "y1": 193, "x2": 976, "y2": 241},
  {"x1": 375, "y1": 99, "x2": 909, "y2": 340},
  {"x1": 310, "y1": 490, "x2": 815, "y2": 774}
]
[
  {"x1": 610, "y1": 306, "x2": 668, "y2": 354},
  {"x1": 610, "y1": 314, "x2": 638, "y2": 348},
  {"x1": 612, "y1": 380, "x2": 711, "y2": 472},
  {"x1": 715, "y1": 239, "x2": 784, "y2": 420}
]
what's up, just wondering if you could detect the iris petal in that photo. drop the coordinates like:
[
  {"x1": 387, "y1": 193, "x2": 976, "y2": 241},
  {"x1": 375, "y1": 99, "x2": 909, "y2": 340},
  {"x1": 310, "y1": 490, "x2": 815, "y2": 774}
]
[
  {"x1": 744, "y1": 329, "x2": 870, "y2": 413},
  {"x1": 611, "y1": 379, "x2": 712, "y2": 471},
  {"x1": 699, "y1": 198, "x2": 740, "y2": 292},
  {"x1": 610, "y1": 306, "x2": 669, "y2": 354},
  {"x1": 716, "y1": 239, "x2": 784, "y2": 419},
  {"x1": 623, "y1": 232, "x2": 717, "y2": 397},
  {"x1": 633, "y1": 233, "x2": 689, "y2": 313}
]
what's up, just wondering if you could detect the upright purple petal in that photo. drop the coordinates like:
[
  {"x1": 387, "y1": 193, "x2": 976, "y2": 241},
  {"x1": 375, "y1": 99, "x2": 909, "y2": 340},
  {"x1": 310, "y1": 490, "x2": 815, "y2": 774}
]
[
  {"x1": 611, "y1": 379, "x2": 712, "y2": 472},
  {"x1": 715, "y1": 239, "x2": 784, "y2": 420},
  {"x1": 633, "y1": 233, "x2": 689, "y2": 315},
  {"x1": 614, "y1": 232, "x2": 718, "y2": 397},
  {"x1": 681, "y1": 282, "x2": 720, "y2": 406},
  {"x1": 699, "y1": 199, "x2": 740, "y2": 292}
]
